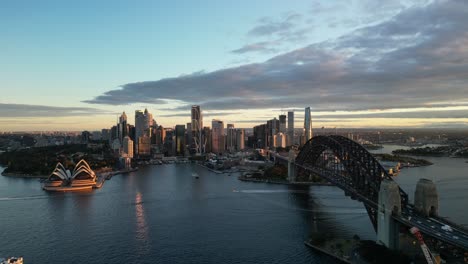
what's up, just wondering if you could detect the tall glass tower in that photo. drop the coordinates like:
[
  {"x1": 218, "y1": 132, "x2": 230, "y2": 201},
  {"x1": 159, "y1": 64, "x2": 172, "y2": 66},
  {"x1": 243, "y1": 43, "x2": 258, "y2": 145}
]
[
  {"x1": 287, "y1": 111, "x2": 294, "y2": 146},
  {"x1": 304, "y1": 107, "x2": 312, "y2": 142},
  {"x1": 191, "y1": 105, "x2": 203, "y2": 154}
]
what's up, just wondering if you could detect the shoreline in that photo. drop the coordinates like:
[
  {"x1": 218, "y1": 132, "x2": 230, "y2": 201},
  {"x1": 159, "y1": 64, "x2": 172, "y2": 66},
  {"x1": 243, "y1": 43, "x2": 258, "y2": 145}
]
[
  {"x1": 1, "y1": 172, "x2": 47, "y2": 178},
  {"x1": 238, "y1": 176, "x2": 333, "y2": 186},
  {"x1": 304, "y1": 240, "x2": 351, "y2": 264},
  {"x1": 2, "y1": 167, "x2": 138, "y2": 180}
]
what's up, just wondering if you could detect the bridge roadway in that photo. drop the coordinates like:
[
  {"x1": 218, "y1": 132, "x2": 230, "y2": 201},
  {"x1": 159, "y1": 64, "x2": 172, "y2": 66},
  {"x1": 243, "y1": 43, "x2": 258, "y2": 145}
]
[
  {"x1": 295, "y1": 163, "x2": 468, "y2": 250},
  {"x1": 396, "y1": 208, "x2": 468, "y2": 249}
]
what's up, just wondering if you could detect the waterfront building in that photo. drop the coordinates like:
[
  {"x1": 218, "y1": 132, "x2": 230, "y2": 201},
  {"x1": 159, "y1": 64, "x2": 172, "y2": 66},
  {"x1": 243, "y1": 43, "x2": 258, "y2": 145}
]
[
  {"x1": 304, "y1": 107, "x2": 312, "y2": 141},
  {"x1": 236, "y1": 129, "x2": 245, "y2": 151},
  {"x1": 287, "y1": 111, "x2": 294, "y2": 146},
  {"x1": 122, "y1": 136, "x2": 134, "y2": 158},
  {"x1": 212, "y1": 119, "x2": 225, "y2": 154},
  {"x1": 138, "y1": 135, "x2": 151, "y2": 157},
  {"x1": 44, "y1": 160, "x2": 96, "y2": 190},
  {"x1": 163, "y1": 128, "x2": 175, "y2": 156},
  {"x1": 191, "y1": 105, "x2": 203, "y2": 154},
  {"x1": 152, "y1": 125, "x2": 165, "y2": 153},
  {"x1": 175, "y1": 125, "x2": 186, "y2": 156}
]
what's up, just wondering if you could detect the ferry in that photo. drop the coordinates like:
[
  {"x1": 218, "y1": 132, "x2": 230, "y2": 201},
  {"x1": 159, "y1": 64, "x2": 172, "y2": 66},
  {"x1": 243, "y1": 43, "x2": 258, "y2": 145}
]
[
  {"x1": 192, "y1": 173, "x2": 199, "y2": 179},
  {"x1": 1, "y1": 257, "x2": 23, "y2": 264}
]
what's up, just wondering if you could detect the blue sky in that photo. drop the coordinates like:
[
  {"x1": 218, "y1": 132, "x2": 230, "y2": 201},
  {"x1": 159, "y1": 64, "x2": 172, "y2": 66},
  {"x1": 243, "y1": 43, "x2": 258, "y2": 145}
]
[{"x1": 1, "y1": 0, "x2": 468, "y2": 131}]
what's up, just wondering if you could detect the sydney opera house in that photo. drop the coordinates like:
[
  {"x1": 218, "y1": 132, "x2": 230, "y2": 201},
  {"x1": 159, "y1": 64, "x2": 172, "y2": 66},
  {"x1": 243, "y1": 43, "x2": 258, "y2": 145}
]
[{"x1": 43, "y1": 160, "x2": 97, "y2": 191}]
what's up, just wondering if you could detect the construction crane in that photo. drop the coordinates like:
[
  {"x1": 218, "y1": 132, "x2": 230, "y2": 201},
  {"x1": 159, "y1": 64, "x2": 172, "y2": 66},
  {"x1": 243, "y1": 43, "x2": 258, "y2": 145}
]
[{"x1": 410, "y1": 227, "x2": 438, "y2": 264}]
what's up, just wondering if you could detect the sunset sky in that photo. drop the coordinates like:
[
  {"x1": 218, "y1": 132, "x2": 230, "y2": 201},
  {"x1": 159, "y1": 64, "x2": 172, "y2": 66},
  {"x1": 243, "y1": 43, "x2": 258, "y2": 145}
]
[{"x1": 1, "y1": 0, "x2": 468, "y2": 131}]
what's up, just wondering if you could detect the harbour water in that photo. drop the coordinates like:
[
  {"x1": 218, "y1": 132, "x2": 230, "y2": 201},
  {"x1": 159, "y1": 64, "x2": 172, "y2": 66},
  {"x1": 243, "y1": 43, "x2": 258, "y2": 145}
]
[{"x1": 0, "y1": 146, "x2": 466, "y2": 263}]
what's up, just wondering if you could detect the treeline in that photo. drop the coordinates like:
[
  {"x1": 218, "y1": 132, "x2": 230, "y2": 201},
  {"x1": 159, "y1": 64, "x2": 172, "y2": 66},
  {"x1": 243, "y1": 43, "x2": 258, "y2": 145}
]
[
  {"x1": 393, "y1": 146, "x2": 468, "y2": 158},
  {"x1": 376, "y1": 153, "x2": 433, "y2": 165},
  {"x1": 0, "y1": 144, "x2": 116, "y2": 176}
]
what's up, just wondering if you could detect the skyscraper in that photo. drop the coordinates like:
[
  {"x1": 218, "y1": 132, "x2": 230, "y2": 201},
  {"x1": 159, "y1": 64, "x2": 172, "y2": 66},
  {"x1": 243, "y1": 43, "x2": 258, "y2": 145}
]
[
  {"x1": 267, "y1": 118, "x2": 279, "y2": 148},
  {"x1": 304, "y1": 107, "x2": 312, "y2": 142},
  {"x1": 122, "y1": 136, "x2": 134, "y2": 158},
  {"x1": 226, "y1": 124, "x2": 236, "y2": 152},
  {"x1": 175, "y1": 125, "x2": 186, "y2": 156},
  {"x1": 236, "y1": 129, "x2": 245, "y2": 151},
  {"x1": 135, "y1": 108, "x2": 153, "y2": 155},
  {"x1": 191, "y1": 105, "x2": 203, "y2": 154},
  {"x1": 117, "y1": 111, "x2": 128, "y2": 144},
  {"x1": 279, "y1": 115, "x2": 286, "y2": 133},
  {"x1": 211, "y1": 119, "x2": 225, "y2": 154},
  {"x1": 287, "y1": 111, "x2": 294, "y2": 146}
]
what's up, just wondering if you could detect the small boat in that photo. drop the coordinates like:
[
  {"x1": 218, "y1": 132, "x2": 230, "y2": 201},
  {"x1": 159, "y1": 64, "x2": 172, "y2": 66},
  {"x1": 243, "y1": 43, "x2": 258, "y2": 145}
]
[
  {"x1": 192, "y1": 173, "x2": 199, "y2": 179},
  {"x1": 1, "y1": 257, "x2": 23, "y2": 264}
]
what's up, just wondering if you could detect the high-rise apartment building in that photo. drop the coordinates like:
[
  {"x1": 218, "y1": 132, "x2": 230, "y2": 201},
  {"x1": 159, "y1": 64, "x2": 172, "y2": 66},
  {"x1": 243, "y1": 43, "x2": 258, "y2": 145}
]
[
  {"x1": 191, "y1": 105, "x2": 203, "y2": 154},
  {"x1": 212, "y1": 119, "x2": 225, "y2": 154}
]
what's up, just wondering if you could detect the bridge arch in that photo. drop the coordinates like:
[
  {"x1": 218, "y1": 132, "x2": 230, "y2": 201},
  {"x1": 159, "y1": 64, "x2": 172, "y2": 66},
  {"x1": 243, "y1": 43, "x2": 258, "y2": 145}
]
[{"x1": 295, "y1": 135, "x2": 408, "y2": 228}]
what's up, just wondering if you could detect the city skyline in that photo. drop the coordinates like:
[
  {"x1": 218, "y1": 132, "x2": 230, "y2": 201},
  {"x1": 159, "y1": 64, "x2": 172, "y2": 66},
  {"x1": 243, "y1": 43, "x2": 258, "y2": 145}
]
[{"x1": 2, "y1": 0, "x2": 468, "y2": 131}]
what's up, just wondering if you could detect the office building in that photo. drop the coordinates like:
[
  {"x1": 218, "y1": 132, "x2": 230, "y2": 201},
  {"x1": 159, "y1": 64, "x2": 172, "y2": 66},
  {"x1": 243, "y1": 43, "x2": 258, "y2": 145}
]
[{"x1": 212, "y1": 119, "x2": 225, "y2": 154}]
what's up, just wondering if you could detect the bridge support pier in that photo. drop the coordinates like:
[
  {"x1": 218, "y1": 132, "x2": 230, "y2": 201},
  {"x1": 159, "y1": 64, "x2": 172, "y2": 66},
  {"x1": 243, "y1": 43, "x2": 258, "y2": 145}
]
[
  {"x1": 288, "y1": 149, "x2": 296, "y2": 182},
  {"x1": 377, "y1": 179, "x2": 401, "y2": 250},
  {"x1": 414, "y1": 178, "x2": 438, "y2": 217}
]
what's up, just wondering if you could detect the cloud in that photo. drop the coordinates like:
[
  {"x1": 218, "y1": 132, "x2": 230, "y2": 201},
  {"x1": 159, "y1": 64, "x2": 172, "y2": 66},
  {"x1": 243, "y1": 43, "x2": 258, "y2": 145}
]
[
  {"x1": 0, "y1": 103, "x2": 113, "y2": 117},
  {"x1": 248, "y1": 12, "x2": 302, "y2": 37},
  {"x1": 231, "y1": 41, "x2": 279, "y2": 54},
  {"x1": 85, "y1": 0, "x2": 468, "y2": 122},
  {"x1": 232, "y1": 11, "x2": 309, "y2": 54},
  {"x1": 158, "y1": 111, "x2": 238, "y2": 118}
]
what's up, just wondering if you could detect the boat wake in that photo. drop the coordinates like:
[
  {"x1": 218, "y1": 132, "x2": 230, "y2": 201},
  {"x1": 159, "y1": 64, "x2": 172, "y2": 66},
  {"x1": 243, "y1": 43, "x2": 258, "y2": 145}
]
[{"x1": 0, "y1": 195, "x2": 52, "y2": 201}]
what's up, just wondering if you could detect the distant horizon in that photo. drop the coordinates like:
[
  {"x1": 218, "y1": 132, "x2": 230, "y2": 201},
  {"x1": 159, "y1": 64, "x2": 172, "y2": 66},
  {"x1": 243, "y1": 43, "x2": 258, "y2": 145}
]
[{"x1": 2, "y1": 0, "x2": 468, "y2": 130}]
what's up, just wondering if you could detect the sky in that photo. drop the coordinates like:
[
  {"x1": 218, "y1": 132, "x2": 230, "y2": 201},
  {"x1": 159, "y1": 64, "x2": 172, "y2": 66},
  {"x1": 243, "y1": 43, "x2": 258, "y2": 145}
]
[{"x1": 1, "y1": 0, "x2": 468, "y2": 131}]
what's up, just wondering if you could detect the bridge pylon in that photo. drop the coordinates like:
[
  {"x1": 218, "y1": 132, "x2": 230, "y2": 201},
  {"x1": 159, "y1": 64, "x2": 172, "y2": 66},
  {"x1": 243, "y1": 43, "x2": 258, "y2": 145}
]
[
  {"x1": 377, "y1": 179, "x2": 401, "y2": 250},
  {"x1": 414, "y1": 178, "x2": 438, "y2": 217}
]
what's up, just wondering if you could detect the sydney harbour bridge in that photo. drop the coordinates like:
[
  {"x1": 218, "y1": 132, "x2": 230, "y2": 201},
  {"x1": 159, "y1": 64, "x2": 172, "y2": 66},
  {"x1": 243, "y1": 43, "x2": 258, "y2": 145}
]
[{"x1": 271, "y1": 135, "x2": 468, "y2": 255}]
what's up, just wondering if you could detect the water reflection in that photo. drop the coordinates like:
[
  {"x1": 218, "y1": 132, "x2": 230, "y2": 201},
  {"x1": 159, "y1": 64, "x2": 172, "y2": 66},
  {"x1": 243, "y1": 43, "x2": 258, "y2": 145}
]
[{"x1": 135, "y1": 191, "x2": 149, "y2": 254}]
